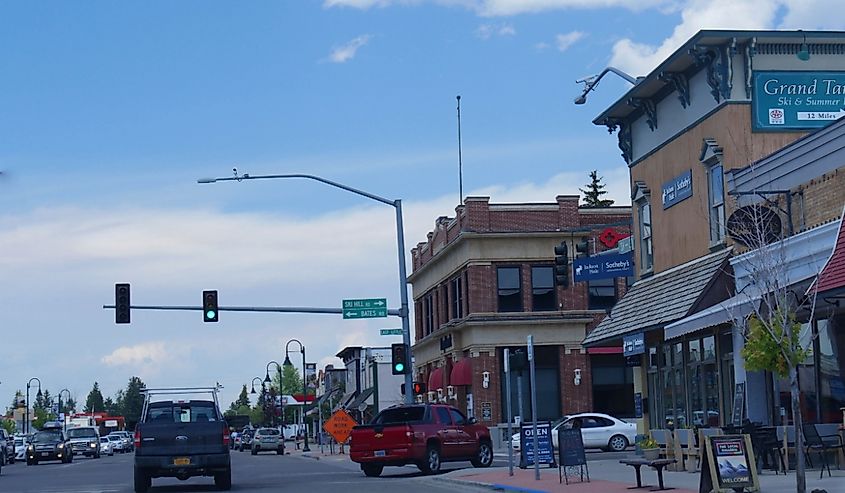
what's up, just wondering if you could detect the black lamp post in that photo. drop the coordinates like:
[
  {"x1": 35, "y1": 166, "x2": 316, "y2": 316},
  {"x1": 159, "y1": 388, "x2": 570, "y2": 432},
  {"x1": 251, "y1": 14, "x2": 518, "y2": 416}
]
[
  {"x1": 265, "y1": 361, "x2": 284, "y2": 455},
  {"x1": 26, "y1": 377, "x2": 42, "y2": 434},
  {"x1": 250, "y1": 377, "x2": 263, "y2": 395},
  {"x1": 58, "y1": 388, "x2": 71, "y2": 433},
  {"x1": 284, "y1": 339, "x2": 310, "y2": 452}
]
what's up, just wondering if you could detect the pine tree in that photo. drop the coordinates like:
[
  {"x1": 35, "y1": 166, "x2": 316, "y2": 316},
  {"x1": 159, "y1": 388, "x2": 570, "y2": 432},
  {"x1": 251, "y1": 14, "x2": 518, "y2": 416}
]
[
  {"x1": 234, "y1": 385, "x2": 251, "y2": 409},
  {"x1": 580, "y1": 170, "x2": 615, "y2": 207},
  {"x1": 122, "y1": 377, "x2": 146, "y2": 429},
  {"x1": 84, "y1": 382, "x2": 105, "y2": 413}
]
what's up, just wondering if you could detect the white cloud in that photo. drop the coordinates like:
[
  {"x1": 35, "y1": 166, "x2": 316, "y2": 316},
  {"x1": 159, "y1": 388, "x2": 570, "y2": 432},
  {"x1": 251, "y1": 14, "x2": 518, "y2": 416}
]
[
  {"x1": 535, "y1": 42, "x2": 550, "y2": 51},
  {"x1": 102, "y1": 342, "x2": 170, "y2": 366},
  {"x1": 328, "y1": 35, "x2": 373, "y2": 63},
  {"x1": 555, "y1": 31, "x2": 585, "y2": 52},
  {"x1": 475, "y1": 22, "x2": 516, "y2": 40}
]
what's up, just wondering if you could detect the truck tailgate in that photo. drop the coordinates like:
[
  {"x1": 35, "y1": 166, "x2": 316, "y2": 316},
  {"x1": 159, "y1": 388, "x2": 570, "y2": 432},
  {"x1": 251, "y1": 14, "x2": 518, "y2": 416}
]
[
  {"x1": 350, "y1": 424, "x2": 414, "y2": 454},
  {"x1": 136, "y1": 422, "x2": 226, "y2": 457}
]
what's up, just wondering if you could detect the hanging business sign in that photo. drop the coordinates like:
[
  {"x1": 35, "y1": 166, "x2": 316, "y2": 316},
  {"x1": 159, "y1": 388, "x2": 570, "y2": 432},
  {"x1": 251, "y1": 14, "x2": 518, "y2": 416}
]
[
  {"x1": 661, "y1": 170, "x2": 693, "y2": 209},
  {"x1": 753, "y1": 71, "x2": 845, "y2": 131},
  {"x1": 573, "y1": 252, "x2": 634, "y2": 282},
  {"x1": 623, "y1": 332, "x2": 646, "y2": 357}
]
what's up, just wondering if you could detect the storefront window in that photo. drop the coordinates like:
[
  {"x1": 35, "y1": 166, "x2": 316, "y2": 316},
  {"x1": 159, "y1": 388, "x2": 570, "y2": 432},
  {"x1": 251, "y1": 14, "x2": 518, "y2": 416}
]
[{"x1": 819, "y1": 317, "x2": 845, "y2": 423}]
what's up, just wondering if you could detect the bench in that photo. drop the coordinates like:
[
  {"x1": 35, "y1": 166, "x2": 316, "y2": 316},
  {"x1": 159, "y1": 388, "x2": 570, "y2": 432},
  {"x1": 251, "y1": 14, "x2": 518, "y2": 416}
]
[{"x1": 620, "y1": 458, "x2": 677, "y2": 491}]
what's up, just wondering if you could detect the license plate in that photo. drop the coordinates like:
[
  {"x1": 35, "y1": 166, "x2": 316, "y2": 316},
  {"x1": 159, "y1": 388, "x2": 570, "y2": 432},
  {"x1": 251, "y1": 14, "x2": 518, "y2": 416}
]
[
  {"x1": 374, "y1": 450, "x2": 386, "y2": 457},
  {"x1": 41, "y1": 452, "x2": 50, "y2": 457},
  {"x1": 173, "y1": 457, "x2": 191, "y2": 466}
]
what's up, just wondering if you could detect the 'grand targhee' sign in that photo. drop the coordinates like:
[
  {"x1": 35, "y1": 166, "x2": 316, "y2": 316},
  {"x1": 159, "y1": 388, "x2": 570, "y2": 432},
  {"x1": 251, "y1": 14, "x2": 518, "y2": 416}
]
[{"x1": 753, "y1": 71, "x2": 845, "y2": 130}]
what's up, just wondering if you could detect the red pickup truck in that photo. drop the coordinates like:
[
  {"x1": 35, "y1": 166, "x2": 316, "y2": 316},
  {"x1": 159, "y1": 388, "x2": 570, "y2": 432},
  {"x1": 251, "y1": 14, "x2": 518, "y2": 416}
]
[{"x1": 349, "y1": 404, "x2": 493, "y2": 477}]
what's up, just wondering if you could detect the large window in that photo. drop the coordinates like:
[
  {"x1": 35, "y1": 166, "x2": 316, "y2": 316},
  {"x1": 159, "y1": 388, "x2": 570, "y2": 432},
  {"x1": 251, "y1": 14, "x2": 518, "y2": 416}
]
[
  {"x1": 423, "y1": 293, "x2": 434, "y2": 335},
  {"x1": 531, "y1": 266, "x2": 556, "y2": 311},
  {"x1": 639, "y1": 199, "x2": 654, "y2": 272},
  {"x1": 588, "y1": 278, "x2": 616, "y2": 310},
  {"x1": 708, "y1": 163, "x2": 726, "y2": 244},
  {"x1": 497, "y1": 267, "x2": 522, "y2": 312},
  {"x1": 450, "y1": 275, "x2": 464, "y2": 320}
]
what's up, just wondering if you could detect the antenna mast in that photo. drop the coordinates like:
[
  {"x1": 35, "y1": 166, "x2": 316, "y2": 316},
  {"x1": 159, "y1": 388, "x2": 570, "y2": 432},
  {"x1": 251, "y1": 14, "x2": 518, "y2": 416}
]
[{"x1": 457, "y1": 95, "x2": 463, "y2": 206}]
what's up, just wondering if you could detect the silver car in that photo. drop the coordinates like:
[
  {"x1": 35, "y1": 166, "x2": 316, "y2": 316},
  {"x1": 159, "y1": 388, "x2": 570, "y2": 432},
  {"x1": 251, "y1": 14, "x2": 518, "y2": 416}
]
[
  {"x1": 99, "y1": 437, "x2": 114, "y2": 456},
  {"x1": 250, "y1": 427, "x2": 283, "y2": 455}
]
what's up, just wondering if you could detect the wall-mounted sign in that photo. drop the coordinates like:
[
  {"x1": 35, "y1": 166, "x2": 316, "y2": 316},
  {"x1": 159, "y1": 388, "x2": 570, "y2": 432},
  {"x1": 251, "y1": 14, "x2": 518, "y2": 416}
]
[
  {"x1": 727, "y1": 205, "x2": 783, "y2": 248},
  {"x1": 661, "y1": 170, "x2": 693, "y2": 209},
  {"x1": 598, "y1": 228, "x2": 629, "y2": 248},
  {"x1": 753, "y1": 71, "x2": 845, "y2": 131},
  {"x1": 573, "y1": 252, "x2": 634, "y2": 282},
  {"x1": 618, "y1": 236, "x2": 634, "y2": 254},
  {"x1": 623, "y1": 332, "x2": 645, "y2": 357},
  {"x1": 634, "y1": 393, "x2": 643, "y2": 419},
  {"x1": 481, "y1": 401, "x2": 492, "y2": 422}
]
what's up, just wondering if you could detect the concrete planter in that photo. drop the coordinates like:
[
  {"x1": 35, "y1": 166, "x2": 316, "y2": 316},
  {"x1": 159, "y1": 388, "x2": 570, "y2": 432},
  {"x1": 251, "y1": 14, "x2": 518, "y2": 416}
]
[{"x1": 642, "y1": 448, "x2": 660, "y2": 460}]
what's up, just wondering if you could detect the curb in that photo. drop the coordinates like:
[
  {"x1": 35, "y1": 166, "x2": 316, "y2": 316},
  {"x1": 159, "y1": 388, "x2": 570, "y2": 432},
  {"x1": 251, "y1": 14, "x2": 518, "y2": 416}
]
[{"x1": 435, "y1": 475, "x2": 551, "y2": 493}]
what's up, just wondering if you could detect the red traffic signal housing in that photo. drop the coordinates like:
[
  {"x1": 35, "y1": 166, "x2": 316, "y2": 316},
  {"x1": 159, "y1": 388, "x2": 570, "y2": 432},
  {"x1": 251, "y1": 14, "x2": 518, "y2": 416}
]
[{"x1": 401, "y1": 382, "x2": 427, "y2": 395}]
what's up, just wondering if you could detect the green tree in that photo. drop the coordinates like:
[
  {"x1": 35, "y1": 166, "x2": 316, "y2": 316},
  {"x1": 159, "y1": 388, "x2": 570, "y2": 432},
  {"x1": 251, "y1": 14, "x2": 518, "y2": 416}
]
[
  {"x1": 84, "y1": 382, "x2": 105, "y2": 413},
  {"x1": 60, "y1": 396, "x2": 77, "y2": 415},
  {"x1": 271, "y1": 365, "x2": 303, "y2": 396},
  {"x1": 235, "y1": 385, "x2": 251, "y2": 408},
  {"x1": 8, "y1": 390, "x2": 24, "y2": 414},
  {"x1": 580, "y1": 170, "x2": 614, "y2": 207},
  {"x1": 121, "y1": 377, "x2": 146, "y2": 429},
  {"x1": 32, "y1": 407, "x2": 56, "y2": 430},
  {"x1": 0, "y1": 418, "x2": 16, "y2": 435}
]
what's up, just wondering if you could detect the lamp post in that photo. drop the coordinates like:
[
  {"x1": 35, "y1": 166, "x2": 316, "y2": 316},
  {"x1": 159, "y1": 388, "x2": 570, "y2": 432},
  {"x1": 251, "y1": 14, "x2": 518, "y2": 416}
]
[
  {"x1": 250, "y1": 377, "x2": 263, "y2": 395},
  {"x1": 26, "y1": 377, "x2": 42, "y2": 434},
  {"x1": 265, "y1": 361, "x2": 284, "y2": 455},
  {"x1": 58, "y1": 388, "x2": 71, "y2": 433},
  {"x1": 199, "y1": 171, "x2": 414, "y2": 404},
  {"x1": 284, "y1": 339, "x2": 310, "y2": 452},
  {"x1": 573, "y1": 66, "x2": 639, "y2": 105}
]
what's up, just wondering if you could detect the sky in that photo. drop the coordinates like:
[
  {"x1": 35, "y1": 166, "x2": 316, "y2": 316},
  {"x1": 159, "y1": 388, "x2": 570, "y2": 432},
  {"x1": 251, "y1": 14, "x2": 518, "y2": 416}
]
[{"x1": 1, "y1": 0, "x2": 842, "y2": 411}]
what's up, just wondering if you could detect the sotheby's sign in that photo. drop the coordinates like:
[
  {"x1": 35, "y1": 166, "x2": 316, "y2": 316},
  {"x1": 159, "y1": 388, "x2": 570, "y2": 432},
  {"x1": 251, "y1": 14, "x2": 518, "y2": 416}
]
[
  {"x1": 573, "y1": 252, "x2": 634, "y2": 282},
  {"x1": 661, "y1": 170, "x2": 693, "y2": 209},
  {"x1": 753, "y1": 71, "x2": 845, "y2": 130}
]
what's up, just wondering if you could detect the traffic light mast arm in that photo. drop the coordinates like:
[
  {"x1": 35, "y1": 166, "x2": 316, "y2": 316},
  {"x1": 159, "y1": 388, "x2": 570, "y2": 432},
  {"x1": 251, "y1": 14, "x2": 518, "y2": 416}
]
[{"x1": 103, "y1": 304, "x2": 403, "y2": 316}]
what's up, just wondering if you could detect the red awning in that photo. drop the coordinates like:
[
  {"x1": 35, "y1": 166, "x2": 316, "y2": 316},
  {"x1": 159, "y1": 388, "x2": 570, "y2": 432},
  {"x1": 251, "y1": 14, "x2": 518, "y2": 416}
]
[
  {"x1": 428, "y1": 368, "x2": 444, "y2": 390},
  {"x1": 450, "y1": 358, "x2": 473, "y2": 386},
  {"x1": 815, "y1": 207, "x2": 845, "y2": 294}
]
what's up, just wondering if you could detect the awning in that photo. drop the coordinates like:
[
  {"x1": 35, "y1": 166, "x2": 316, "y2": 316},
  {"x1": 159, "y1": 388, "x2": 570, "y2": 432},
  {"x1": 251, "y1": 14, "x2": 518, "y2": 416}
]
[
  {"x1": 583, "y1": 248, "x2": 732, "y2": 346},
  {"x1": 664, "y1": 294, "x2": 759, "y2": 340},
  {"x1": 813, "y1": 206, "x2": 845, "y2": 295},
  {"x1": 428, "y1": 368, "x2": 444, "y2": 390},
  {"x1": 345, "y1": 388, "x2": 374, "y2": 412},
  {"x1": 335, "y1": 390, "x2": 355, "y2": 411},
  {"x1": 450, "y1": 358, "x2": 472, "y2": 386}
]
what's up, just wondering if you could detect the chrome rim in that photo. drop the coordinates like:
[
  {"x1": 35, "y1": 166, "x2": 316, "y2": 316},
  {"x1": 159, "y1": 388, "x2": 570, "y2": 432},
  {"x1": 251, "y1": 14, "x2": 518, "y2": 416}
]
[
  {"x1": 610, "y1": 436, "x2": 626, "y2": 451},
  {"x1": 429, "y1": 449, "x2": 439, "y2": 471},
  {"x1": 479, "y1": 444, "x2": 492, "y2": 464}
]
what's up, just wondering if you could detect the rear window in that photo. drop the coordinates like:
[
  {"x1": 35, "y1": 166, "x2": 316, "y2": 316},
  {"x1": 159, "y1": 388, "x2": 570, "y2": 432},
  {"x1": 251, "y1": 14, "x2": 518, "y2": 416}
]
[
  {"x1": 147, "y1": 402, "x2": 218, "y2": 423},
  {"x1": 257, "y1": 428, "x2": 279, "y2": 435},
  {"x1": 372, "y1": 407, "x2": 427, "y2": 425}
]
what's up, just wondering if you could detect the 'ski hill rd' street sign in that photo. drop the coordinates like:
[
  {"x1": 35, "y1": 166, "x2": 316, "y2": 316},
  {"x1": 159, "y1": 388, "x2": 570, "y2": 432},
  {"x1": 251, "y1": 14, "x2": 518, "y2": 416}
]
[{"x1": 342, "y1": 298, "x2": 388, "y2": 319}]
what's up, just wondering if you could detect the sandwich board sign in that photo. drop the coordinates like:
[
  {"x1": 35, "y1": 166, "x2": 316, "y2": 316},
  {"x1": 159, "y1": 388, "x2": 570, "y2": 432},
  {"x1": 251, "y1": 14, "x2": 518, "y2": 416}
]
[
  {"x1": 519, "y1": 421, "x2": 555, "y2": 468},
  {"x1": 699, "y1": 434, "x2": 760, "y2": 493},
  {"x1": 557, "y1": 427, "x2": 589, "y2": 484}
]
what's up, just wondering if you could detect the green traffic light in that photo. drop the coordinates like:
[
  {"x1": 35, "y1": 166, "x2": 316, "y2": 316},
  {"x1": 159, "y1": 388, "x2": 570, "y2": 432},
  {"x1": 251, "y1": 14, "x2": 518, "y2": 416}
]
[
  {"x1": 205, "y1": 310, "x2": 216, "y2": 319},
  {"x1": 394, "y1": 363, "x2": 404, "y2": 372}
]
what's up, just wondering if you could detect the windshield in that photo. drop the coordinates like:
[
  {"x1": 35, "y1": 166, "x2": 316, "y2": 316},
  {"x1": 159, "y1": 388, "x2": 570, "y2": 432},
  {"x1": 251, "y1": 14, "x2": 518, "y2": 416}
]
[
  {"x1": 373, "y1": 407, "x2": 426, "y2": 425},
  {"x1": 108, "y1": 436, "x2": 122, "y2": 442},
  {"x1": 257, "y1": 428, "x2": 279, "y2": 435},
  {"x1": 33, "y1": 431, "x2": 62, "y2": 443},
  {"x1": 68, "y1": 428, "x2": 97, "y2": 439},
  {"x1": 100, "y1": 437, "x2": 109, "y2": 443}
]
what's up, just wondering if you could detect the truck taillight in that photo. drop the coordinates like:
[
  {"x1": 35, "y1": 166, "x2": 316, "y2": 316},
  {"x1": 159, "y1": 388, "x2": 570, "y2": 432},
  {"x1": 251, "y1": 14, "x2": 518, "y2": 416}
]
[
  {"x1": 134, "y1": 430, "x2": 141, "y2": 449},
  {"x1": 223, "y1": 429, "x2": 230, "y2": 447},
  {"x1": 405, "y1": 426, "x2": 415, "y2": 442}
]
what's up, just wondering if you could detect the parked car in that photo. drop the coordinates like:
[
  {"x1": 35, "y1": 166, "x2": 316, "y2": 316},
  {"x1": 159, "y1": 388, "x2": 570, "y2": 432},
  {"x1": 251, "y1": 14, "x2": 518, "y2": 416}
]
[
  {"x1": 108, "y1": 431, "x2": 134, "y2": 452},
  {"x1": 0, "y1": 429, "x2": 14, "y2": 464},
  {"x1": 26, "y1": 424, "x2": 74, "y2": 465},
  {"x1": 511, "y1": 413, "x2": 636, "y2": 453},
  {"x1": 14, "y1": 436, "x2": 28, "y2": 462},
  {"x1": 100, "y1": 436, "x2": 114, "y2": 456},
  {"x1": 350, "y1": 404, "x2": 493, "y2": 477},
  {"x1": 67, "y1": 426, "x2": 101, "y2": 458},
  {"x1": 107, "y1": 434, "x2": 126, "y2": 453},
  {"x1": 133, "y1": 389, "x2": 231, "y2": 492},
  {"x1": 250, "y1": 428, "x2": 282, "y2": 455}
]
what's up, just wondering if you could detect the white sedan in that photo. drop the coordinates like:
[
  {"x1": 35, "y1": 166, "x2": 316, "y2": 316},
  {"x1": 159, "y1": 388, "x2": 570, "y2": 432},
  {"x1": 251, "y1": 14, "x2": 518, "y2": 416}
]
[
  {"x1": 511, "y1": 413, "x2": 636, "y2": 452},
  {"x1": 99, "y1": 437, "x2": 114, "y2": 456}
]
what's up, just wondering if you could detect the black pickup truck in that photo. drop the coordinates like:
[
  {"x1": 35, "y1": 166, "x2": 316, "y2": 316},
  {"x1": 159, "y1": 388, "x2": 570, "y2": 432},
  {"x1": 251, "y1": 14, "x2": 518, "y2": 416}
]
[{"x1": 133, "y1": 387, "x2": 231, "y2": 492}]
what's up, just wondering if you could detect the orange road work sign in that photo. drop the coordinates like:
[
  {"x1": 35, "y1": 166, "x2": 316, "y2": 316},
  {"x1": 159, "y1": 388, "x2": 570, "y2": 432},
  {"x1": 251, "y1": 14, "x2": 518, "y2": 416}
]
[{"x1": 324, "y1": 409, "x2": 357, "y2": 444}]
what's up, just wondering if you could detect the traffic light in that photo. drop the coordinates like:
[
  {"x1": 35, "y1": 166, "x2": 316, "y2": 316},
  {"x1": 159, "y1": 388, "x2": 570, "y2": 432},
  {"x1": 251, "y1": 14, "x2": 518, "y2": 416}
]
[
  {"x1": 391, "y1": 343, "x2": 409, "y2": 375},
  {"x1": 554, "y1": 241, "x2": 569, "y2": 287},
  {"x1": 575, "y1": 239, "x2": 591, "y2": 258},
  {"x1": 115, "y1": 283, "x2": 130, "y2": 324},
  {"x1": 401, "y1": 382, "x2": 427, "y2": 395},
  {"x1": 509, "y1": 350, "x2": 527, "y2": 374},
  {"x1": 203, "y1": 290, "x2": 219, "y2": 323}
]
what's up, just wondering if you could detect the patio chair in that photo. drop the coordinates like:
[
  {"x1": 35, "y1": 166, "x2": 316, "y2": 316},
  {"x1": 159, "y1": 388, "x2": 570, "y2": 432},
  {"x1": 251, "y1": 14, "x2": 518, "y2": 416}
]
[
  {"x1": 673, "y1": 429, "x2": 694, "y2": 472},
  {"x1": 650, "y1": 429, "x2": 675, "y2": 464},
  {"x1": 802, "y1": 423, "x2": 845, "y2": 479},
  {"x1": 695, "y1": 427, "x2": 722, "y2": 471},
  {"x1": 753, "y1": 426, "x2": 785, "y2": 474}
]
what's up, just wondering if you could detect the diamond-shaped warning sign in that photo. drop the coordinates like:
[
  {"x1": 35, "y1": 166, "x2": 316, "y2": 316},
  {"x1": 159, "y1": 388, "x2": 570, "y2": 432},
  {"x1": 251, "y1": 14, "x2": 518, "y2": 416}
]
[{"x1": 324, "y1": 409, "x2": 358, "y2": 444}]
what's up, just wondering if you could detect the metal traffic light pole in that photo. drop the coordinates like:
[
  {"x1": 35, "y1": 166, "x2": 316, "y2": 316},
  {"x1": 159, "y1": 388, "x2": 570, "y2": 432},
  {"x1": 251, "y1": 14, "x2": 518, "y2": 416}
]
[{"x1": 197, "y1": 171, "x2": 415, "y2": 404}]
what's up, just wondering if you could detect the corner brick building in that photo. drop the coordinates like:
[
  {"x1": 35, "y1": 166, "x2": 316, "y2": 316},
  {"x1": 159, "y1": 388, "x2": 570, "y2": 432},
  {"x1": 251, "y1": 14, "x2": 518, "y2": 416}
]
[{"x1": 408, "y1": 195, "x2": 632, "y2": 439}]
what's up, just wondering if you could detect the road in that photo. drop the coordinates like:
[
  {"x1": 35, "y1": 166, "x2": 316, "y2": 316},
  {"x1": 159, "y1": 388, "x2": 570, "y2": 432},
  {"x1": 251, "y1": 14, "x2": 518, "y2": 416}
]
[{"x1": 0, "y1": 448, "x2": 490, "y2": 493}]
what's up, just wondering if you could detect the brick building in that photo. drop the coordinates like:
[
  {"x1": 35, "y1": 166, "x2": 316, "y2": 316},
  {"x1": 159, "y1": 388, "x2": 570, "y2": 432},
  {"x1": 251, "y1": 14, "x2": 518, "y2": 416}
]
[{"x1": 408, "y1": 195, "x2": 632, "y2": 438}]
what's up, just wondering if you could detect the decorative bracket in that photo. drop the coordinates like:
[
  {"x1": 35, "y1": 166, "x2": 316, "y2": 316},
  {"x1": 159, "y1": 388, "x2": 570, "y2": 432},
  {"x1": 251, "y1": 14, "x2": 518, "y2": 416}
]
[
  {"x1": 605, "y1": 119, "x2": 632, "y2": 164},
  {"x1": 628, "y1": 97, "x2": 658, "y2": 131},
  {"x1": 690, "y1": 45, "x2": 732, "y2": 103},
  {"x1": 744, "y1": 38, "x2": 757, "y2": 99},
  {"x1": 659, "y1": 71, "x2": 691, "y2": 108}
]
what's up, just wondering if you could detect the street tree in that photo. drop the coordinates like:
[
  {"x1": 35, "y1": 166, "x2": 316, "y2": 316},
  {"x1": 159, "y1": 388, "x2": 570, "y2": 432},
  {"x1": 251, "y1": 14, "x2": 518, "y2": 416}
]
[
  {"x1": 121, "y1": 376, "x2": 146, "y2": 428},
  {"x1": 84, "y1": 382, "x2": 105, "y2": 413},
  {"x1": 580, "y1": 170, "x2": 615, "y2": 207},
  {"x1": 235, "y1": 385, "x2": 251, "y2": 408}
]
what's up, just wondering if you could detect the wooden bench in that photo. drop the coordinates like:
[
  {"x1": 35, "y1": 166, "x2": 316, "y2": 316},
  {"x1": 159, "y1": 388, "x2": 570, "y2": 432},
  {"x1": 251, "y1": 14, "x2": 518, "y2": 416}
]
[{"x1": 620, "y1": 458, "x2": 677, "y2": 491}]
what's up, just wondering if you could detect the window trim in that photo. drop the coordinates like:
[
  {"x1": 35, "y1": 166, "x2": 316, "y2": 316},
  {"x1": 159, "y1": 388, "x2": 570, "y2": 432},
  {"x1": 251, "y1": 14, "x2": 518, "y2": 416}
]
[{"x1": 636, "y1": 197, "x2": 654, "y2": 274}]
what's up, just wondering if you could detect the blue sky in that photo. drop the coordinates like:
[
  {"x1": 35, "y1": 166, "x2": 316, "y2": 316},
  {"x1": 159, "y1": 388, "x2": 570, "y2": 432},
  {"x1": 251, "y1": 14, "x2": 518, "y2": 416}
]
[{"x1": 1, "y1": 0, "x2": 838, "y2": 409}]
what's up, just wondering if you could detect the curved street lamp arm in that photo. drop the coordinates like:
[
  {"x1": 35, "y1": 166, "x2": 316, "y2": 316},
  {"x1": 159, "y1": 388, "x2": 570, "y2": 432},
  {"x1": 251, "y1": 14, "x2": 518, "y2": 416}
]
[{"x1": 574, "y1": 66, "x2": 638, "y2": 104}]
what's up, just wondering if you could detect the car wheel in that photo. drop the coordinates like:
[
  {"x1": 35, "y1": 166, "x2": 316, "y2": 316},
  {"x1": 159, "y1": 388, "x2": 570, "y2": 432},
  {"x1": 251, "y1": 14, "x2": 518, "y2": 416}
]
[
  {"x1": 471, "y1": 441, "x2": 494, "y2": 468},
  {"x1": 608, "y1": 434, "x2": 629, "y2": 452},
  {"x1": 214, "y1": 467, "x2": 232, "y2": 491},
  {"x1": 239, "y1": 445, "x2": 243, "y2": 452},
  {"x1": 362, "y1": 464, "x2": 384, "y2": 477},
  {"x1": 251, "y1": 447, "x2": 257, "y2": 456},
  {"x1": 277, "y1": 447, "x2": 283, "y2": 455},
  {"x1": 134, "y1": 467, "x2": 151, "y2": 493},
  {"x1": 418, "y1": 445, "x2": 441, "y2": 475}
]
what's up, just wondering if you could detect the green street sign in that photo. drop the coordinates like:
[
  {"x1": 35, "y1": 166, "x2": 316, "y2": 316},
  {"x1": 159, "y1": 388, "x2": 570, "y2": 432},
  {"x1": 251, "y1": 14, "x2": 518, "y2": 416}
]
[
  {"x1": 380, "y1": 328, "x2": 403, "y2": 336},
  {"x1": 343, "y1": 298, "x2": 388, "y2": 319},
  {"x1": 753, "y1": 71, "x2": 845, "y2": 130}
]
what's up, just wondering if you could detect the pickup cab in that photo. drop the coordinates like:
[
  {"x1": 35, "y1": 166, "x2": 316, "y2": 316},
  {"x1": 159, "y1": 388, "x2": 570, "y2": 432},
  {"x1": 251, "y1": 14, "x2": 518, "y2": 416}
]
[
  {"x1": 133, "y1": 387, "x2": 231, "y2": 492},
  {"x1": 349, "y1": 404, "x2": 493, "y2": 477}
]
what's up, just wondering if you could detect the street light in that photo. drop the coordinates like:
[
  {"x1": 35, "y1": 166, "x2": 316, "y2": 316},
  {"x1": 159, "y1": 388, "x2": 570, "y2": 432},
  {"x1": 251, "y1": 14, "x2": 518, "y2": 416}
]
[
  {"x1": 199, "y1": 170, "x2": 415, "y2": 404},
  {"x1": 573, "y1": 66, "x2": 639, "y2": 105},
  {"x1": 284, "y1": 339, "x2": 310, "y2": 452},
  {"x1": 26, "y1": 377, "x2": 42, "y2": 434},
  {"x1": 266, "y1": 360, "x2": 284, "y2": 455},
  {"x1": 58, "y1": 388, "x2": 71, "y2": 433},
  {"x1": 250, "y1": 377, "x2": 263, "y2": 394}
]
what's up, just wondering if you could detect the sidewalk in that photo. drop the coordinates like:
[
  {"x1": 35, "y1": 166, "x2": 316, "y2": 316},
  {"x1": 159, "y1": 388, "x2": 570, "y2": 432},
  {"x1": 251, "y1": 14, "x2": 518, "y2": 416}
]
[{"x1": 439, "y1": 460, "x2": 845, "y2": 493}]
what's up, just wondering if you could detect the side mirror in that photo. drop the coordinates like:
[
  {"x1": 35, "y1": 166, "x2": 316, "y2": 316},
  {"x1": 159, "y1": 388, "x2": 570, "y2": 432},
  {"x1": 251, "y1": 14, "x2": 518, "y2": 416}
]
[{"x1": 467, "y1": 417, "x2": 478, "y2": 425}]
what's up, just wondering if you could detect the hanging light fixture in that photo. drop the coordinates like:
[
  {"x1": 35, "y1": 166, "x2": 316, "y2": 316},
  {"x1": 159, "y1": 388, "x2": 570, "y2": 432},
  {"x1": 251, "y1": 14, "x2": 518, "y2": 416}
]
[{"x1": 797, "y1": 30, "x2": 810, "y2": 61}]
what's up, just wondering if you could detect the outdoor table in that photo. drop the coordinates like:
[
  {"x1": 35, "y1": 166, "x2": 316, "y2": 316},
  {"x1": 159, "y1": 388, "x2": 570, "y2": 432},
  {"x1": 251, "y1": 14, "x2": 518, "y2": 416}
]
[{"x1": 619, "y1": 458, "x2": 677, "y2": 491}]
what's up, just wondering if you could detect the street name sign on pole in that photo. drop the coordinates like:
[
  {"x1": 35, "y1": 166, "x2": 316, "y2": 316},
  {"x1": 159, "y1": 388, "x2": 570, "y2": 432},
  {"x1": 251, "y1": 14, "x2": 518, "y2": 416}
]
[
  {"x1": 380, "y1": 328, "x2": 403, "y2": 335},
  {"x1": 343, "y1": 298, "x2": 388, "y2": 319}
]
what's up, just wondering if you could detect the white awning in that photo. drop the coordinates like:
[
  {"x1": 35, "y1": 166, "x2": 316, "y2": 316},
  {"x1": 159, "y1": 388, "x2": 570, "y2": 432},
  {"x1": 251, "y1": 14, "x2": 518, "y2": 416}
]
[{"x1": 664, "y1": 294, "x2": 758, "y2": 340}]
